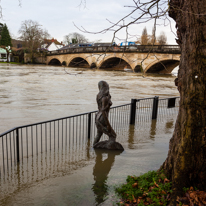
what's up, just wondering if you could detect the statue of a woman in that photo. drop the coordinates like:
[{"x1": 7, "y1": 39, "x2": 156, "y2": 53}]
[{"x1": 93, "y1": 81, "x2": 124, "y2": 150}]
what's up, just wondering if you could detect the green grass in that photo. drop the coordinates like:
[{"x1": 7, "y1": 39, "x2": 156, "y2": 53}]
[
  {"x1": 115, "y1": 170, "x2": 172, "y2": 205},
  {"x1": 0, "y1": 62, "x2": 22, "y2": 64}
]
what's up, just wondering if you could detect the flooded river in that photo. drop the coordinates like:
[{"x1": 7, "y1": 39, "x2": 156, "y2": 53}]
[
  {"x1": 0, "y1": 64, "x2": 179, "y2": 206},
  {"x1": 0, "y1": 64, "x2": 178, "y2": 133}
]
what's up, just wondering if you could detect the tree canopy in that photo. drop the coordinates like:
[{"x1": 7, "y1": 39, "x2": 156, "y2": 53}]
[
  {"x1": 140, "y1": 27, "x2": 149, "y2": 45},
  {"x1": 63, "y1": 32, "x2": 88, "y2": 45},
  {"x1": 138, "y1": 27, "x2": 167, "y2": 45},
  {"x1": 0, "y1": 23, "x2": 4, "y2": 34},
  {"x1": 0, "y1": 24, "x2": 12, "y2": 47},
  {"x1": 157, "y1": 31, "x2": 167, "y2": 45},
  {"x1": 18, "y1": 19, "x2": 50, "y2": 62}
]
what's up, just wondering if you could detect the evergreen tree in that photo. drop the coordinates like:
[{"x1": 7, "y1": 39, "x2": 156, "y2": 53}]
[
  {"x1": 0, "y1": 23, "x2": 4, "y2": 35},
  {"x1": 140, "y1": 27, "x2": 149, "y2": 45},
  {"x1": 0, "y1": 24, "x2": 12, "y2": 47}
]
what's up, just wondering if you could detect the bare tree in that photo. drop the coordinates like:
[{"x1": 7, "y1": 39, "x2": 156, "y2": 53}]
[
  {"x1": 78, "y1": 0, "x2": 206, "y2": 203},
  {"x1": 161, "y1": 0, "x2": 206, "y2": 202},
  {"x1": 157, "y1": 31, "x2": 167, "y2": 45},
  {"x1": 18, "y1": 19, "x2": 50, "y2": 63},
  {"x1": 63, "y1": 32, "x2": 88, "y2": 45},
  {"x1": 63, "y1": 34, "x2": 71, "y2": 45},
  {"x1": 148, "y1": 27, "x2": 157, "y2": 45}
]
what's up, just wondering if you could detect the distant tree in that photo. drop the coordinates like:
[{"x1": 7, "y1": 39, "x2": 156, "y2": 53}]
[
  {"x1": 140, "y1": 27, "x2": 149, "y2": 45},
  {"x1": 72, "y1": 38, "x2": 78, "y2": 44},
  {"x1": 0, "y1": 23, "x2": 4, "y2": 35},
  {"x1": 148, "y1": 27, "x2": 157, "y2": 45},
  {"x1": 63, "y1": 34, "x2": 71, "y2": 45},
  {"x1": 63, "y1": 32, "x2": 88, "y2": 45},
  {"x1": 18, "y1": 19, "x2": 50, "y2": 63},
  {"x1": 0, "y1": 24, "x2": 12, "y2": 47},
  {"x1": 0, "y1": 24, "x2": 12, "y2": 62},
  {"x1": 157, "y1": 31, "x2": 167, "y2": 45}
]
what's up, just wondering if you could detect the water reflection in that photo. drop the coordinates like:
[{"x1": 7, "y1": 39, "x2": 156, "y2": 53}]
[
  {"x1": 128, "y1": 125, "x2": 135, "y2": 149},
  {"x1": 165, "y1": 120, "x2": 174, "y2": 134},
  {"x1": 150, "y1": 120, "x2": 157, "y2": 139},
  {"x1": 92, "y1": 149, "x2": 123, "y2": 205}
]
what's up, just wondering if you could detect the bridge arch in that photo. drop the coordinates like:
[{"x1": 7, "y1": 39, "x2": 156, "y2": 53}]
[
  {"x1": 144, "y1": 58, "x2": 180, "y2": 74},
  {"x1": 68, "y1": 57, "x2": 90, "y2": 68},
  {"x1": 62, "y1": 61, "x2": 67, "y2": 66},
  {"x1": 90, "y1": 62, "x2": 97, "y2": 69},
  {"x1": 99, "y1": 56, "x2": 132, "y2": 71},
  {"x1": 47, "y1": 52, "x2": 180, "y2": 74},
  {"x1": 48, "y1": 58, "x2": 62, "y2": 66},
  {"x1": 134, "y1": 65, "x2": 142, "y2": 73}
]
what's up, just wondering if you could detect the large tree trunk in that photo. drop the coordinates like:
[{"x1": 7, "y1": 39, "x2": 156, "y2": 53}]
[{"x1": 161, "y1": 0, "x2": 206, "y2": 202}]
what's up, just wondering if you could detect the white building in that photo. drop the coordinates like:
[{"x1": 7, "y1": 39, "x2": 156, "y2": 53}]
[
  {"x1": 41, "y1": 38, "x2": 64, "y2": 51},
  {"x1": 0, "y1": 47, "x2": 11, "y2": 62}
]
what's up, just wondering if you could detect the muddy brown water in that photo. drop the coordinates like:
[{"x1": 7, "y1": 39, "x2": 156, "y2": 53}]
[{"x1": 0, "y1": 64, "x2": 179, "y2": 206}]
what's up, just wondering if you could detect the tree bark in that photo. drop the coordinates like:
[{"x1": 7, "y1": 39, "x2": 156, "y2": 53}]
[{"x1": 161, "y1": 0, "x2": 206, "y2": 203}]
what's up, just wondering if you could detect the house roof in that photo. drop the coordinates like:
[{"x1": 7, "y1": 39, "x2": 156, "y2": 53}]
[
  {"x1": 43, "y1": 38, "x2": 64, "y2": 46},
  {"x1": 0, "y1": 48, "x2": 7, "y2": 53},
  {"x1": 44, "y1": 42, "x2": 52, "y2": 49},
  {"x1": 11, "y1": 39, "x2": 25, "y2": 48}
]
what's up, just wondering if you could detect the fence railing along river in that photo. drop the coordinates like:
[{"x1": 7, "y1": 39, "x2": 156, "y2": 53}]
[{"x1": 0, "y1": 96, "x2": 179, "y2": 178}]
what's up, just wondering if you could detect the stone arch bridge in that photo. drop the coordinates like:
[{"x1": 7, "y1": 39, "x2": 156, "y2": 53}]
[{"x1": 46, "y1": 45, "x2": 180, "y2": 74}]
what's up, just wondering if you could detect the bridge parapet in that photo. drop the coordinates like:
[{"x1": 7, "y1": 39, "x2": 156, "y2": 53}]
[{"x1": 47, "y1": 45, "x2": 180, "y2": 56}]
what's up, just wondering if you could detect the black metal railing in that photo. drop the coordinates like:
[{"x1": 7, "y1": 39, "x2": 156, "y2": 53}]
[
  {"x1": 47, "y1": 45, "x2": 180, "y2": 55},
  {"x1": 0, "y1": 96, "x2": 179, "y2": 176}
]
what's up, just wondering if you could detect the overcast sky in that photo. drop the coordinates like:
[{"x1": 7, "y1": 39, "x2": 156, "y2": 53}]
[{"x1": 1, "y1": 0, "x2": 177, "y2": 44}]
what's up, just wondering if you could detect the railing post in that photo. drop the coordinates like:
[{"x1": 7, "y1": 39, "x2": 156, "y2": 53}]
[
  {"x1": 168, "y1": 97, "x2": 176, "y2": 108},
  {"x1": 16, "y1": 128, "x2": 20, "y2": 163},
  {"x1": 152, "y1": 96, "x2": 159, "y2": 119},
  {"x1": 88, "y1": 113, "x2": 91, "y2": 139},
  {"x1": 130, "y1": 99, "x2": 137, "y2": 125}
]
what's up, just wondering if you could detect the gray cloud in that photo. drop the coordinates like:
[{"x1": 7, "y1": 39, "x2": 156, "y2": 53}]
[{"x1": 1, "y1": 0, "x2": 177, "y2": 44}]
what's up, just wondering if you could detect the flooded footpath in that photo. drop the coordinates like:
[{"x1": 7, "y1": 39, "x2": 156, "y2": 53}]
[{"x1": 0, "y1": 64, "x2": 179, "y2": 205}]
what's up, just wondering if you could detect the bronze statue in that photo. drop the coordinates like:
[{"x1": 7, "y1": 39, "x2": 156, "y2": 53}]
[{"x1": 93, "y1": 81, "x2": 124, "y2": 150}]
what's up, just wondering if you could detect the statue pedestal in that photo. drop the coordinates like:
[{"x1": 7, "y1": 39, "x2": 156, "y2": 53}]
[{"x1": 93, "y1": 140, "x2": 124, "y2": 150}]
